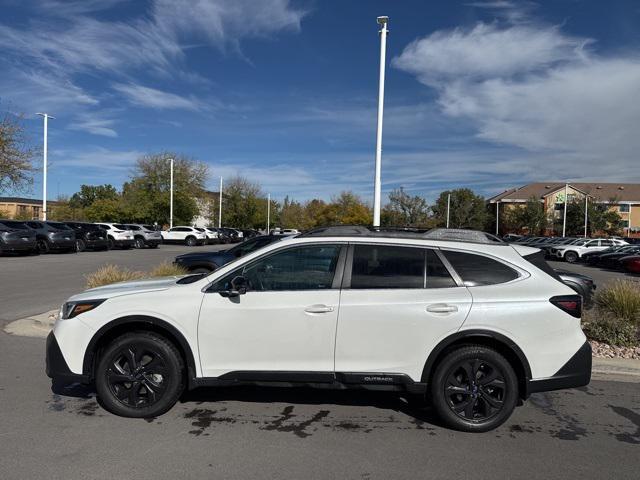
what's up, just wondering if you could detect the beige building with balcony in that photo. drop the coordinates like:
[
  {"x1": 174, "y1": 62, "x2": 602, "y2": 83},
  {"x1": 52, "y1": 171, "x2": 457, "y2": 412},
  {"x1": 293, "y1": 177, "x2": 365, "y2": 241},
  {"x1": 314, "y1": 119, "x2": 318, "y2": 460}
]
[{"x1": 488, "y1": 183, "x2": 640, "y2": 237}]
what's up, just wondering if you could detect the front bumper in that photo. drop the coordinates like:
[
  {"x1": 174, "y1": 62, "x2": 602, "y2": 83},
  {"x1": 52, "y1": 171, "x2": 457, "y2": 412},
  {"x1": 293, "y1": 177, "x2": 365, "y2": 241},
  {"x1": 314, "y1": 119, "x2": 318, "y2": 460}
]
[
  {"x1": 526, "y1": 341, "x2": 591, "y2": 396},
  {"x1": 0, "y1": 240, "x2": 36, "y2": 252},
  {"x1": 45, "y1": 332, "x2": 90, "y2": 384}
]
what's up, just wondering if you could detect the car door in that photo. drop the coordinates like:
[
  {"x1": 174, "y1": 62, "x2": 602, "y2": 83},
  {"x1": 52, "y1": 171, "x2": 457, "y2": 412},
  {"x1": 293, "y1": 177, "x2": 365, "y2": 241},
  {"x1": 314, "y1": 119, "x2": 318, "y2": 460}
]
[
  {"x1": 335, "y1": 244, "x2": 472, "y2": 382},
  {"x1": 198, "y1": 243, "x2": 346, "y2": 378}
]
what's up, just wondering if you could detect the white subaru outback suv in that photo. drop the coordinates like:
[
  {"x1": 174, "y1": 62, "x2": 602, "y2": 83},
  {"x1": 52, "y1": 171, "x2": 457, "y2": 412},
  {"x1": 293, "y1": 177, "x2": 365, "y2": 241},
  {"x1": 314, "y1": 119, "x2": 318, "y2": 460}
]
[{"x1": 46, "y1": 226, "x2": 591, "y2": 432}]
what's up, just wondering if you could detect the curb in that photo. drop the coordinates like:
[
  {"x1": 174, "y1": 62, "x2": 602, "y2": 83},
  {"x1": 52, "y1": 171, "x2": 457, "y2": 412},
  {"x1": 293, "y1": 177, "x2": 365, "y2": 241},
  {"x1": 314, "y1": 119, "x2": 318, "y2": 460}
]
[{"x1": 592, "y1": 357, "x2": 640, "y2": 380}]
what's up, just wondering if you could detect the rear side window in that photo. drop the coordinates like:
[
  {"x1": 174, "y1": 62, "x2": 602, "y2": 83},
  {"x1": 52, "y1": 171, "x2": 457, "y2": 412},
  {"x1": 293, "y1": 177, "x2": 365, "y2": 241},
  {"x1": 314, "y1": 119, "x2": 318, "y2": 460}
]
[
  {"x1": 442, "y1": 250, "x2": 519, "y2": 286},
  {"x1": 426, "y1": 249, "x2": 457, "y2": 288},
  {"x1": 351, "y1": 245, "x2": 424, "y2": 289}
]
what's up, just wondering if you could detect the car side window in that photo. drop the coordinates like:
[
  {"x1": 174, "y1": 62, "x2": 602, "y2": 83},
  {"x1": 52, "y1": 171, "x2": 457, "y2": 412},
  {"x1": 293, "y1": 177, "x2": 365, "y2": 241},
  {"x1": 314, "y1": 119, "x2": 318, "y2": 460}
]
[
  {"x1": 585, "y1": 240, "x2": 598, "y2": 247},
  {"x1": 351, "y1": 245, "x2": 424, "y2": 289},
  {"x1": 441, "y1": 250, "x2": 519, "y2": 286},
  {"x1": 212, "y1": 245, "x2": 341, "y2": 292},
  {"x1": 426, "y1": 249, "x2": 457, "y2": 288},
  {"x1": 600, "y1": 240, "x2": 613, "y2": 246}
]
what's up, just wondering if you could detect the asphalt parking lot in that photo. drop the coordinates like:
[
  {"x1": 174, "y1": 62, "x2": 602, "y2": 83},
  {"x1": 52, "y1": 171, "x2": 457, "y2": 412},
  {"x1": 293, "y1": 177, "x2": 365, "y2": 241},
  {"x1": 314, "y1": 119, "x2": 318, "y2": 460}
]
[{"x1": 1, "y1": 246, "x2": 639, "y2": 479}]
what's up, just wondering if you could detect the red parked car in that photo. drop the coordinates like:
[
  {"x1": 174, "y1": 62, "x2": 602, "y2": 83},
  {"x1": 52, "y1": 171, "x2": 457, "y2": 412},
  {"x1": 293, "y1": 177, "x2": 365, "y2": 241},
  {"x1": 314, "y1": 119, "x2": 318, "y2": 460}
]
[{"x1": 621, "y1": 255, "x2": 640, "y2": 274}]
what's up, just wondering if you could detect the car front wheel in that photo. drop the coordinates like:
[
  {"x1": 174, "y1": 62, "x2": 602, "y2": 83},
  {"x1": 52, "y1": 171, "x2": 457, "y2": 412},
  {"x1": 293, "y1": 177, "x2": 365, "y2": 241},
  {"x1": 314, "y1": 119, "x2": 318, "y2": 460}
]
[
  {"x1": 134, "y1": 237, "x2": 146, "y2": 249},
  {"x1": 95, "y1": 332, "x2": 185, "y2": 418},
  {"x1": 185, "y1": 236, "x2": 196, "y2": 246},
  {"x1": 430, "y1": 345, "x2": 518, "y2": 432}
]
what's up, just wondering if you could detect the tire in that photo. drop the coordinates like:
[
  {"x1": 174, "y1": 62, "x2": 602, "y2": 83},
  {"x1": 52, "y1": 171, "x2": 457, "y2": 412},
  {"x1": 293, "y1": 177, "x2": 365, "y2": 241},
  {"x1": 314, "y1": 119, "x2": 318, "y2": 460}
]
[
  {"x1": 108, "y1": 237, "x2": 115, "y2": 250},
  {"x1": 76, "y1": 239, "x2": 86, "y2": 252},
  {"x1": 95, "y1": 332, "x2": 185, "y2": 418},
  {"x1": 564, "y1": 251, "x2": 578, "y2": 263},
  {"x1": 430, "y1": 345, "x2": 518, "y2": 432},
  {"x1": 185, "y1": 236, "x2": 196, "y2": 247},
  {"x1": 134, "y1": 237, "x2": 146, "y2": 249},
  {"x1": 37, "y1": 239, "x2": 50, "y2": 254}
]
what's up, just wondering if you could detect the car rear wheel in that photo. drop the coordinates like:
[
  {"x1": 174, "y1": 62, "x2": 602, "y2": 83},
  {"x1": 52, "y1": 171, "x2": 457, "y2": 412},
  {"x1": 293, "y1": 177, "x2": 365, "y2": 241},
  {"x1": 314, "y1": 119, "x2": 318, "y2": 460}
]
[
  {"x1": 134, "y1": 237, "x2": 146, "y2": 249},
  {"x1": 564, "y1": 251, "x2": 578, "y2": 263},
  {"x1": 185, "y1": 236, "x2": 196, "y2": 246},
  {"x1": 107, "y1": 237, "x2": 115, "y2": 249},
  {"x1": 76, "y1": 239, "x2": 86, "y2": 252},
  {"x1": 430, "y1": 345, "x2": 518, "y2": 432},
  {"x1": 95, "y1": 332, "x2": 185, "y2": 418}
]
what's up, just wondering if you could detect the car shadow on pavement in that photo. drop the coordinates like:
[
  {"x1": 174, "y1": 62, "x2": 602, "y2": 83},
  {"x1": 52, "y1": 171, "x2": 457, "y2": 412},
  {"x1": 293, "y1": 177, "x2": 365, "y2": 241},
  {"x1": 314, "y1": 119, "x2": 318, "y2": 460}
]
[{"x1": 180, "y1": 385, "x2": 445, "y2": 428}]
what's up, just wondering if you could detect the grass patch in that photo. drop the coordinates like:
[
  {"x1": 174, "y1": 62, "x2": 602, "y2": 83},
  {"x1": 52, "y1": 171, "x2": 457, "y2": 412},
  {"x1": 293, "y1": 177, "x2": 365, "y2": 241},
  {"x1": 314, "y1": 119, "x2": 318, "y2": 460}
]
[
  {"x1": 85, "y1": 262, "x2": 188, "y2": 289},
  {"x1": 582, "y1": 310, "x2": 639, "y2": 347},
  {"x1": 594, "y1": 280, "x2": 640, "y2": 324}
]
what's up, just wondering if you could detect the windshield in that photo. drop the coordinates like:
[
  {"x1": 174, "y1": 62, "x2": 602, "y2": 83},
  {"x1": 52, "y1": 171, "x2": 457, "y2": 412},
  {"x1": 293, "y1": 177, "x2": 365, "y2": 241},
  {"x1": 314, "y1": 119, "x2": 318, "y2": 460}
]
[
  {"x1": 127, "y1": 225, "x2": 141, "y2": 230},
  {"x1": 114, "y1": 224, "x2": 129, "y2": 230}
]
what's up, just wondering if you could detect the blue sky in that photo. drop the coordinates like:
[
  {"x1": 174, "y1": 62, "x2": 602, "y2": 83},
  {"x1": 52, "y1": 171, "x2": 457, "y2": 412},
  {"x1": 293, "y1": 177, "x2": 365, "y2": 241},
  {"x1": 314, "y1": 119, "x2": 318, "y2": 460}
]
[{"x1": 2, "y1": 0, "x2": 640, "y2": 203}]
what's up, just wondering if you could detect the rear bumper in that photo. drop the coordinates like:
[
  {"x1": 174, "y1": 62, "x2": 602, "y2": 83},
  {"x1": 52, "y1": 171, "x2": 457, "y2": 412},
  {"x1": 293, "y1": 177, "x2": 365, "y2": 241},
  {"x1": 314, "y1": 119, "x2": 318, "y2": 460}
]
[
  {"x1": 0, "y1": 241, "x2": 36, "y2": 252},
  {"x1": 86, "y1": 238, "x2": 108, "y2": 249},
  {"x1": 113, "y1": 239, "x2": 134, "y2": 247},
  {"x1": 144, "y1": 238, "x2": 162, "y2": 246},
  {"x1": 526, "y1": 341, "x2": 591, "y2": 396},
  {"x1": 49, "y1": 239, "x2": 76, "y2": 250},
  {"x1": 45, "y1": 332, "x2": 90, "y2": 384}
]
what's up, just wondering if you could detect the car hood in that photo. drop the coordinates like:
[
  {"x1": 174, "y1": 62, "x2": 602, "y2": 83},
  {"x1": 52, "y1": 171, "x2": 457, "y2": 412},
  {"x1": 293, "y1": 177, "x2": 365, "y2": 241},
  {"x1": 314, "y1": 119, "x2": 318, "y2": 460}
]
[
  {"x1": 176, "y1": 251, "x2": 234, "y2": 264},
  {"x1": 68, "y1": 276, "x2": 187, "y2": 301},
  {"x1": 176, "y1": 250, "x2": 228, "y2": 260}
]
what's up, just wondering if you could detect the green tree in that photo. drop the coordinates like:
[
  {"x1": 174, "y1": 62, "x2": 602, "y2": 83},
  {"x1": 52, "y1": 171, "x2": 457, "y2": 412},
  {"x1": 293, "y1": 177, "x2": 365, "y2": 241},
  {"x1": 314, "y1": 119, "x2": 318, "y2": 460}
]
[
  {"x1": 432, "y1": 188, "x2": 488, "y2": 230},
  {"x1": 381, "y1": 187, "x2": 430, "y2": 227},
  {"x1": 121, "y1": 152, "x2": 209, "y2": 225},
  {"x1": 49, "y1": 195, "x2": 85, "y2": 221},
  {"x1": 220, "y1": 176, "x2": 263, "y2": 228},
  {"x1": 506, "y1": 196, "x2": 548, "y2": 235},
  {"x1": 318, "y1": 191, "x2": 371, "y2": 226},
  {"x1": 85, "y1": 198, "x2": 125, "y2": 222},
  {"x1": 558, "y1": 197, "x2": 624, "y2": 236},
  {"x1": 0, "y1": 111, "x2": 37, "y2": 194},
  {"x1": 279, "y1": 196, "x2": 305, "y2": 229},
  {"x1": 69, "y1": 184, "x2": 118, "y2": 209}
]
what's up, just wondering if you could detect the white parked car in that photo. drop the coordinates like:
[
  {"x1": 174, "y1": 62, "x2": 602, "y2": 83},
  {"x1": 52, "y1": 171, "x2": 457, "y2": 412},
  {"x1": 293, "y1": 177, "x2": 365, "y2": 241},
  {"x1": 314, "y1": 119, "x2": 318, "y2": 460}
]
[
  {"x1": 161, "y1": 226, "x2": 207, "y2": 246},
  {"x1": 46, "y1": 227, "x2": 590, "y2": 432},
  {"x1": 550, "y1": 238, "x2": 628, "y2": 263},
  {"x1": 96, "y1": 223, "x2": 135, "y2": 249},
  {"x1": 201, "y1": 227, "x2": 221, "y2": 244},
  {"x1": 125, "y1": 224, "x2": 162, "y2": 249}
]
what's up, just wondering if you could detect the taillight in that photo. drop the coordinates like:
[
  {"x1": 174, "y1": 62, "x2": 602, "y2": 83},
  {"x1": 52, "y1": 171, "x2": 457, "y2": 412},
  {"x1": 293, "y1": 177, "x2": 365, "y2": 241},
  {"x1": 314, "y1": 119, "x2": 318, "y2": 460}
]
[{"x1": 550, "y1": 295, "x2": 582, "y2": 318}]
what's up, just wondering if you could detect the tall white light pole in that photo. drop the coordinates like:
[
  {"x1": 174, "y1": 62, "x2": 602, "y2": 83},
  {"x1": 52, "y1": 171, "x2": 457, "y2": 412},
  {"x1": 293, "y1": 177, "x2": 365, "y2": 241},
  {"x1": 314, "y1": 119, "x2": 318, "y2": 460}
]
[
  {"x1": 169, "y1": 158, "x2": 174, "y2": 229},
  {"x1": 373, "y1": 16, "x2": 389, "y2": 228},
  {"x1": 495, "y1": 201, "x2": 500, "y2": 236},
  {"x1": 36, "y1": 113, "x2": 54, "y2": 220},
  {"x1": 218, "y1": 177, "x2": 223, "y2": 228},
  {"x1": 267, "y1": 193, "x2": 271, "y2": 233},
  {"x1": 446, "y1": 193, "x2": 451, "y2": 228},
  {"x1": 584, "y1": 195, "x2": 588, "y2": 238},
  {"x1": 562, "y1": 183, "x2": 569, "y2": 237}
]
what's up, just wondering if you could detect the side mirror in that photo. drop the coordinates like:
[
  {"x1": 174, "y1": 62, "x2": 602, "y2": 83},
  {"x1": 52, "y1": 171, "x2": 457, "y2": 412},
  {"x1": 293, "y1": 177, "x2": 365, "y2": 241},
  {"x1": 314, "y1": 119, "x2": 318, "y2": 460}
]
[{"x1": 219, "y1": 275, "x2": 247, "y2": 298}]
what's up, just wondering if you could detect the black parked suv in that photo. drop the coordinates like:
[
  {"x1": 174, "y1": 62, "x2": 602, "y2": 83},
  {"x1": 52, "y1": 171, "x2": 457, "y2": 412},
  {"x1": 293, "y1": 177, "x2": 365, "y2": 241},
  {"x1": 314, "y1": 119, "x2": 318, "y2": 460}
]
[
  {"x1": 0, "y1": 220, "x2": 37, "y2": 255},
  {"x1": 64, "y1": 222, "x2": 109, "y2": 251},
  {"x1": 174, "y1": 235, "x2": 281, "y2": 273},
  {"x1": 25, "y1": 221, "x2": 76, "y2": 253}
]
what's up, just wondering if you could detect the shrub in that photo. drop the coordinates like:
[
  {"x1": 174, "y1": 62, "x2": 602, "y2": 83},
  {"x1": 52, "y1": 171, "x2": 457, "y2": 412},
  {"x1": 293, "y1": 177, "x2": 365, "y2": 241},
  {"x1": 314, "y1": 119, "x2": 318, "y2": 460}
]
[
  {"x1": 85, "y1": 264, "x2": 145, "y2": 289},
  {"x1": 85, "y1": 262, "x2": 188, "y2": 289},
  {"x1": 148, "y1": 260, "x2": 188, "y2": 278},
  {"x1": 583, "y1": 313, "x2": 638, "y2": 347},
  {"x1": 594, "y1": 280, "x2": 640, "y2": 324}
]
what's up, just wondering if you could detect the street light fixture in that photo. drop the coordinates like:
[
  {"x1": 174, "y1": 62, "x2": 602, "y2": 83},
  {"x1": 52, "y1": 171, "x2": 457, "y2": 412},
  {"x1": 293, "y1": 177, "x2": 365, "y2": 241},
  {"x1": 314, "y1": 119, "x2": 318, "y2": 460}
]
[
  {"x1": 36, "y1": 113, "x2": 55, "y2": 220},
  {"x1": 373, "y1": 15, "x2": 389, "y2": 227}
]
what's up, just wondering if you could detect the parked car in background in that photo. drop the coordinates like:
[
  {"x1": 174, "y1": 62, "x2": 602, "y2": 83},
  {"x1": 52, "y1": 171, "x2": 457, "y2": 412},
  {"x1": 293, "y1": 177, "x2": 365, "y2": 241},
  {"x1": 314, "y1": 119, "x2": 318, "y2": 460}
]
[
  {"x1": 582, "y1": 245, "x2": 626, "y2": 264},
  {"x1": 64, "y1": 222, "x2": 109, "y2": 251},
  {"x1": 621, "y1": 255, "x2": 640, "y2": 274},
  {"x1": 161, "y1": 226, "x2": 207, "y2": 246},
  {"x1": 96, "y1": 223, "x2": 135, "y2": 249},
  {"x1": 502, "y1": 234, "x2": 522, "y2": 242},
  {"x1": 125, "y1": 224, "x2": 162, "y2": 249},
  {"x1": 270, "y1": 228, "x2": 300, "y2": 236},
  {"x1": 220, "y1": 227, "x2": 241, "y2": 242},
  {"x1": 623, "y1": 237, "x2": 640, "y2": 245},
  {"x1": 0, "y1": 220, "x2": 37, "y2": 255},
  {"x1": 550, "y1": 238, "x2": 628, "y2": 263},
  {"x1": 597, "y1": 246, "x2": 640, "y2": 269},
  {"x1": 174, "y1": 235, "x2": 282, "y2": 273},
  {"x1": 24, "y1": 221, "x2": 76, "y2": 254},
  {"x1": 240, "y1": 229, "x2": 260, "y2": 239},
  {"x1": 555, "y1": 269, "x2": 596, "y2": 308},
  {"x1": 202, "y1": 227, "x2": 221, "y2": 244}
]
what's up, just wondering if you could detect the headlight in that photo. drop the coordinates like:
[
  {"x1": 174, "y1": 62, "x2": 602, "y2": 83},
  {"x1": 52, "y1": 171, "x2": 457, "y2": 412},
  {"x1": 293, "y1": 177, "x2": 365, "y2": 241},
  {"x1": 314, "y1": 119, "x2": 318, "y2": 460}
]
[{"x1": 60, "y1": 299, "x2": 106, "y2": 319}]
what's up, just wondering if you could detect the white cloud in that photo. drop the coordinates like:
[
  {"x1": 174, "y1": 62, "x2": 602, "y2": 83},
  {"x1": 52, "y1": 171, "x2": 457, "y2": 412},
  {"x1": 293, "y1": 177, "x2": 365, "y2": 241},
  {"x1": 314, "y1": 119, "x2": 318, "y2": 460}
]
[
  {"x1": 68, "y1": 112, "x2": 118, "y2": 137},
  {"x1": 393, "y1": 20, "x2": 640, "y2": 180},
  {"x1": 393, "y1": 23, "x2": 588, "y2": 82},
  {"x1": 113, "y1": 83, "x2": 200, "y2": 111},
  {"x1": 52, "y1": 147, "x2": 143, "y2": 171}
]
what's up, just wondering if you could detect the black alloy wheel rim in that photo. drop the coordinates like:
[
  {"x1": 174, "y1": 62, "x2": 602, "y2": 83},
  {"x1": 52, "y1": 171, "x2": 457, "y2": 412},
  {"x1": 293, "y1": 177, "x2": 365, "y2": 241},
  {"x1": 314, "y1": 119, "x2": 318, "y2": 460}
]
[
  {"x1": 106, "y1": 345, "x2": 168, "y2": 408},
  {"x1": 76, "y1": 239, "x2": 85, "y2": 252},
  {"x1": 37, "y1": 239, "x2": 49, "y2": 253},
  {"x1": 444, "y1": 359, "x2": 506, "y2": 422},
  {"x1": 135, "y1": 238, "x2": 144, "y2": 248}
]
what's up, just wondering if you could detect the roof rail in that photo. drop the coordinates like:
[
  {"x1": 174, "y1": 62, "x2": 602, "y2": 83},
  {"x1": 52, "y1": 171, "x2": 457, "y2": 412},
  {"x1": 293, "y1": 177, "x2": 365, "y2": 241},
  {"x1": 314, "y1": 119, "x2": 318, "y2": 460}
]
[{"x1": 298, "y1": 225, "x2": 506, "y2": 245}]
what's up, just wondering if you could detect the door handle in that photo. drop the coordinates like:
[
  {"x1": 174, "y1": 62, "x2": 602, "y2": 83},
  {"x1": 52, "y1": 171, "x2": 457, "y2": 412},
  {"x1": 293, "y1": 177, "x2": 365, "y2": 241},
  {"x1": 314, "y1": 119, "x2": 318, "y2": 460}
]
[
  {"x1": 304, "y1": 304, "x2": 334, "y2": 314},
  {"x1": 426, "y1": 304, "x2": 458, "y2": 314}
]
